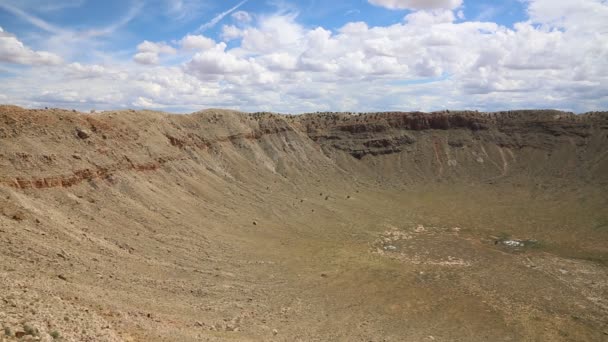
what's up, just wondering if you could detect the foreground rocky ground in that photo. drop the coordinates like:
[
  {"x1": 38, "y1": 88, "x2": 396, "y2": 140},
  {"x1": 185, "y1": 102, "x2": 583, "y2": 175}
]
[{"x1": 1, "y1": 106, "x2": 607, "y2": 341}]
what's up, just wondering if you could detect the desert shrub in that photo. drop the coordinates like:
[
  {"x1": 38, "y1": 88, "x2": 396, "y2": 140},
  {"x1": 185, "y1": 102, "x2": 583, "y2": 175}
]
[{"x1": 23, "y1": 324, "x2": 39, "y2": 336}]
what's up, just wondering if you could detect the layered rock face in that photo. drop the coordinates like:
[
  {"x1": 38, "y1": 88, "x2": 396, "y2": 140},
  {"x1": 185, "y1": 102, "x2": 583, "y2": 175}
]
[
  {"x1": 298, "y1": 110, "x2": 608, "y2": 185},
  {"x1": 1, "y1": 106, "x2": 607, "y2": 190}
]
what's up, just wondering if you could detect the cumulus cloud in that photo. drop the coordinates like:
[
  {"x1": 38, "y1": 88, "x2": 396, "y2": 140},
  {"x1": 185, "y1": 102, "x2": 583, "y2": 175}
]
[
  {"x1": 0, "y1": 27, "x2": 62, "y2": 65},
  {"x1": 180, "y1": 34, "x2": 216, "y2": 50},
  {"x1": 525, "y1": 0, "x2": 608, "y2": 32},
  {"x1": 132, "y1": 96, "x2": 166, "y2": 108},
  {"x1": 221, "y1": 25, "x2": 244, "y2": 41},
  {"x1": 133, "y1": 40, "x2": 177, "y2": 65},
  {"x1": 237, "y1": 14, "x2": 305, "y2": 54},
  {"x1": 186, "y1": 42, "x2": 254, "y2": 76},
  {"x1": 194, "y1": 0, "x2": 603, "y2": 112},
  {"x1": 1, "y1": 0, "x2": 607, "y2": 113},
  {"x1": 368, "y1": 0, "x2": 463, "y2": 10},
  {"x1": 405, "y1": 9, "x2": 456, "y2": 25},
  {"x1": 133, "y1": 52, "x2": 159, "y2": 65},
  {"x1": 66, "y1": 62, "x2": 128, "y2": 80}
]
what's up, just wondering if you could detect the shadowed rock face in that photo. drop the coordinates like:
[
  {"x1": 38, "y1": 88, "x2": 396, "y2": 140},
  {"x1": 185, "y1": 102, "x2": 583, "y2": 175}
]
[{"x1": 297, "y1": 110, "x2": 608, "y2": 185}]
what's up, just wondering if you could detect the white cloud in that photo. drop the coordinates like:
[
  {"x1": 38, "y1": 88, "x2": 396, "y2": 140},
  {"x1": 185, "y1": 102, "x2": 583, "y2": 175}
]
[
  {"x1": 133, "y1": 52, "x2": 160, "y2": 65},
  {"x1": 221, "y1": 25, "x2": 243, "y2": 41},
  {"x1": 137, "y1": 40, "x2": 177, "y2": 54},
  {"x1": 183, "y1": 2, "x2": 608, "y2": 112},
  {"x1": 405, "y1": 9, "x2": 456, "y2": 25},
  {"x1": 259, "y1": 52, "x2": 297, "y2": 71},
  {"x1": 133, "y1": 40, "x2": 177, "y2": 65},
  {"x1": 368, "y1": 0, "x2": 463, "y2": 10},
  {"x1": 525, "y1": 0, "x2": 608, "y2": 32},
  {"x1": 0, "y1": 27, "x2": 62, "y2": 65},
  {"x1": 132, "y1": 96, "x2": 166, "y2": 108},
  {"x1": 66, "y1": 63, "x2": 110, "y2": 79},
  {"x1": 180, "y1": 34, "x2": 216, "y2": 50},
  {"x1": 1, "y1": 0, "x2": 607, "y2": 113},
  {"x1": 238, "y1": 14, "x2": 305, "y2": 54},
  {"x1": 185, "y1": 42, "x2": 253, "y2": 75},
  {"x1": 232, "y1": 10, "x2": 252, "y2": 23}
]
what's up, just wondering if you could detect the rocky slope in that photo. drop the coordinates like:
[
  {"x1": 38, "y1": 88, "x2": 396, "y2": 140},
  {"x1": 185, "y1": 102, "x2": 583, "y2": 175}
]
[
  {"x1": 0, "y1": 105, "x2": 607, "y2": 341},
  {"x1": 1, "y1": 106, "x2": 607, "y2": 189}
]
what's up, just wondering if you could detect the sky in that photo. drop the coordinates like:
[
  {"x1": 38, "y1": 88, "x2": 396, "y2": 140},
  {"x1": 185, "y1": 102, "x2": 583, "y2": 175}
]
[{"x1": 0, "y1": 0, "x2": 607, "y2": 113}]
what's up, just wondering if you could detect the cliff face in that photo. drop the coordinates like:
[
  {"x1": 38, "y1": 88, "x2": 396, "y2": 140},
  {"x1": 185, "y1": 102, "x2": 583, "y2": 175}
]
[
  {"x1": 301, "y1": 110, "x2": 602, "y2": 154},
  {"x1": 298, "y1": 110, "x2": 608, "y2": 185},
  {"x1": 1, "y1": 106, "x2": 607, "y2": 189}
]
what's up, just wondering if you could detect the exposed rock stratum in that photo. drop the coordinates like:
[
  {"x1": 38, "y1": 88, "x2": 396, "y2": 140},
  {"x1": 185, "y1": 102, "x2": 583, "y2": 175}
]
[{"x1": 1, "y1": 106, "x2": 607, "y2": 341}]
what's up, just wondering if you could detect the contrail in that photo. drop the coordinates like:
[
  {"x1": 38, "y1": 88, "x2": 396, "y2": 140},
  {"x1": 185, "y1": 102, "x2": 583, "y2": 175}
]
[
  {"x1": 0, "y1": 0, "x2": 142, "y2": 38},
  {"x1": 195, "y1": 0, "x2": 249, "y2": 33},
  {"x1": 0, "y1": 2, "x2": 66, "y2": 34},
  {"x1": 82, "y1": 1, "x2": 143, "y2": 37}
]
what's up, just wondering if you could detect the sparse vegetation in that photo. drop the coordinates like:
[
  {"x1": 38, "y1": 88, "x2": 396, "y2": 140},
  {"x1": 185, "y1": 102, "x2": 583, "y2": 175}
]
[
  {"x1": 50, "y1": 330, "x2": 61, "y2": 339},
  {"x1": 4, "y1": 326, "x2": 11, "y2": 337},
  {"x1": 23, "y1": 324, "x2": 38, "y2": 336}
]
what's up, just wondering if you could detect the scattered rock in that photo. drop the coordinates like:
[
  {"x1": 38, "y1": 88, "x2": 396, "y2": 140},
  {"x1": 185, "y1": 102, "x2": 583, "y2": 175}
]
[
  {"x1": 383, "y1": 245, "x2": 397, "y2": 251},
  {"x1": 57, "y1": 274, "x2": 68, "y2": 281},
  {"x1": 320, "y1": 273, "x2": 328, "y2": 278},
  {"x1": 75, "y1": 127, "x2": 91, "y2": 139},
  {"x1": 272, "y1": 329, "x2": 278, "y2": 336},
  {"x1": 11, "y1": 212, "x2": 25, "y2": 221},
  {"x1": 253, "y1": 221, "x2": 257, "y2": 226},
  {"x1": 494, "y1": 237, "x2": 539, "y2": 249},
  {"x1": 502, "y1": 240, "x2": 524, "y2": 247}
]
